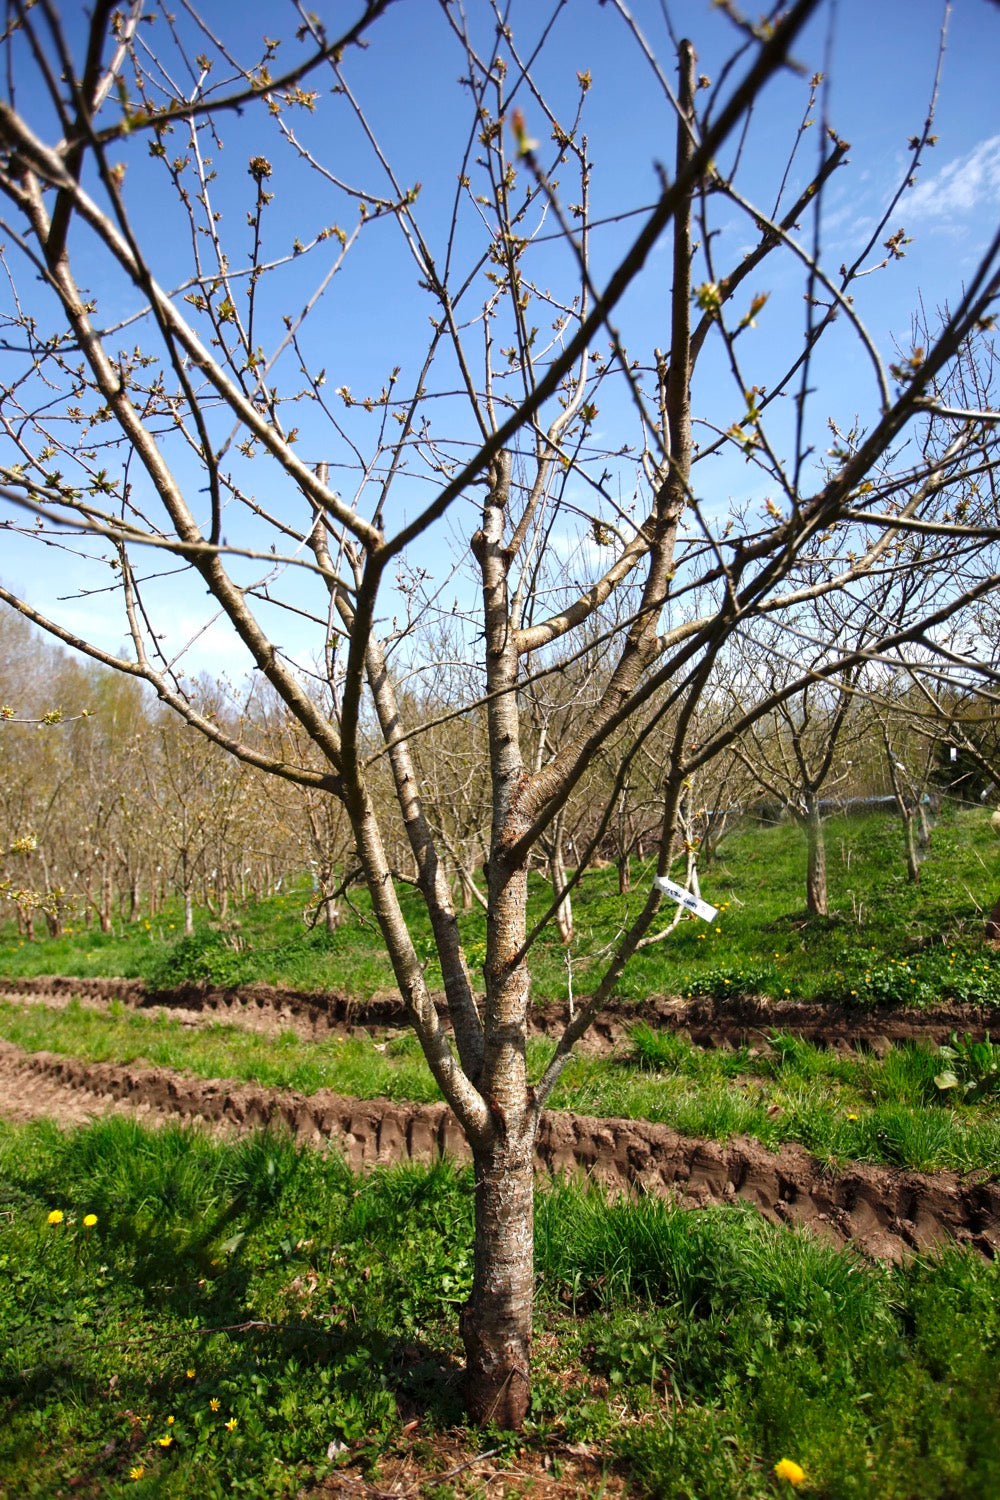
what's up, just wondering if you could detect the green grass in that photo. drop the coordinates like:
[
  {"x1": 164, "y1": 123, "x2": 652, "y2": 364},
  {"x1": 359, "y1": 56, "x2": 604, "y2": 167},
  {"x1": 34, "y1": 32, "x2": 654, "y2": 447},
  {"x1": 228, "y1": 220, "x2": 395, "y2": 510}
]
[
  {"x1": 1, "y1": 1116, "x2": 998, "y2": 1498},
  {"x1": 2, "y1": 998, "x2": 999, "y2": 1173},
  {"x1": 2, "y1": 808, "x2": 999, "y2": 1009},
  {"x1": 0, "y1": 997, "x2": 443, "y2": 1103},
  {"x1": 535, "y1": 1186, "x2": 1000, "y2": 1498}
]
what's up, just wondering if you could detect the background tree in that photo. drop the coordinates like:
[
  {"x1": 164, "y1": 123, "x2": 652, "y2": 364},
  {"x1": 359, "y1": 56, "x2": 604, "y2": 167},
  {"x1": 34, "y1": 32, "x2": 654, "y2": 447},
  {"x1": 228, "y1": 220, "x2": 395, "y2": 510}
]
[
  {"x1": 0, "y1": 0, "x2": 998, "y2": 1426},
  {"x1": 728, "y1": 612, "x2": 870, "y2": 917}
]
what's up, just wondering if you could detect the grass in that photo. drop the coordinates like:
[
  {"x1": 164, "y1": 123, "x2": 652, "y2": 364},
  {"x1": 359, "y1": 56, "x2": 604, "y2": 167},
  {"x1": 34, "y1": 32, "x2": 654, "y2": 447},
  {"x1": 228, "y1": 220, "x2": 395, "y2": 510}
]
[
  {"x1": 1, "y1": 807, "x2": 999, "y2": 1009},
  {"x1": 2, "y1": 997, "x2": 999, "y2": 1173},
  {"x1": 1, "y1": 1116, "x2": 998, "y2": 1498},
  {"x1": 3, "y1": 809, "x2": 998, "y2": 1494}
]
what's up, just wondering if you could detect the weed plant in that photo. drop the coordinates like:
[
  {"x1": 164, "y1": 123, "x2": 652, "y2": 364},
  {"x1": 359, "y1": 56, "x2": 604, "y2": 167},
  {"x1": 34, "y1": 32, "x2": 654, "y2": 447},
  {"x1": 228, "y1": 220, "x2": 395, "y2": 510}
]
[{"x1": 1, "y1": 1118, "x2": 998, "y2": 1498}]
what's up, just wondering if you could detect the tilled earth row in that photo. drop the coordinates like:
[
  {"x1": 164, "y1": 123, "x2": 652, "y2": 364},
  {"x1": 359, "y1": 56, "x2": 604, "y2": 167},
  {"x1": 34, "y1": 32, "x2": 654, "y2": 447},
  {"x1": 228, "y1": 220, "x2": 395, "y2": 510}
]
[
  {"x1": 3, "y1": 973, "x2": 998, "y2": 1050},
  {"x1": 0, "y1": 978, "x2": 998, "y2": 1264}
]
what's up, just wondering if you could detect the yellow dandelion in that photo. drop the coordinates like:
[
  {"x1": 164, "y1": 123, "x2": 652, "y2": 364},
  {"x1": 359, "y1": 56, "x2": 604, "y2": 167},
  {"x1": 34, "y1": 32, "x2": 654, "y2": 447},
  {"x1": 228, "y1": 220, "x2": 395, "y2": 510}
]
[
  {"x1": 129, "y1": 1465, "x2": 145, "y2": 1481},
  {"x1": 47, "y1": 1209, "x2": 64, "y2": 1225},
  {"x1": 166, "y1": 1416, "x2": 174, "y2": 1425},
  {"x1": 774, "y1": 1458, "x2": 805, "y2": 1485},
  {"x1": 209, "y1": 1398, "x2": 220, "y2": 1412},
  {"x1": 225, "y1": 1417, "x2": 238, "y2": 1432},
  {"x1": 847, "y1": 1113, "x2": 858, "y2": 1122},
  {"x1": 157, "y1": 1434, "x2": 173, "y2": 1448},
  {"x1": 186, "y1": 1369, "x2": 196, "y2": 1379},
  {"x1": 83, "y1": 1213, "x2": 98, "y2": 1228}
]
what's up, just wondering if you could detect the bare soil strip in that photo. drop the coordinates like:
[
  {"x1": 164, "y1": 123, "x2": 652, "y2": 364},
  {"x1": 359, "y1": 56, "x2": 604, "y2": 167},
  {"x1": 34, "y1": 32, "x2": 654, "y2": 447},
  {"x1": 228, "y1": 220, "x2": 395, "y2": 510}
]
[
  {"x1": 1, "y1": 1037, "x2": 996, "y2": 1264},
  {"x1": 2, "y1": 975, "x2": 997, "y2": 1052}
]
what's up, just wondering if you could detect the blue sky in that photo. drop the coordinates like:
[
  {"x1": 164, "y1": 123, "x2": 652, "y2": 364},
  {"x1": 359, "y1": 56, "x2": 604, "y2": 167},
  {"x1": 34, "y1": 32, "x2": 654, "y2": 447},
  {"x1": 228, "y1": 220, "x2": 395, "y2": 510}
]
[{"x1": 1, "y1": 0, "x2": 998, "y2": 683}]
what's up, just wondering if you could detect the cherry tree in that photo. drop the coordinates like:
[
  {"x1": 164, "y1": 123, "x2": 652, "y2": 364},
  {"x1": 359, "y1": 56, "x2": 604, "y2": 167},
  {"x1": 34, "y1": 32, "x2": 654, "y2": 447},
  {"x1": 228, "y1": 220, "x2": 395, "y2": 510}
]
[{"x1": 0, "y1": 0, "x2": 998, "y2": 1426}]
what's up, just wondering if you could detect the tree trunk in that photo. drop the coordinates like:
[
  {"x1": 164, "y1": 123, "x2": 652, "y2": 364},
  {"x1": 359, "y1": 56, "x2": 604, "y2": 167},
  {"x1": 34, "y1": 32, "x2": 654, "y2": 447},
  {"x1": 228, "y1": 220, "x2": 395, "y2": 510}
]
[
  {"x1": 901, "y1": 807, "x2": 921, "y2": 883},
  {"x1": 805, "y1": 799, "x2": 828, "y2": 916},
  {"x1": 99, "y1": 865, "x2": 113, "y2": 933},
  {"x1": 549, "y1": 840, "x2": 573, "y2": 945},
  {"x1": 986, "y1": 890, "x2": 1000, "y2": 944},
  {"x1": 183, "y1": 888, "x2": 194, "y2": 936},
  {"x1": 618, "y1": 854, "x2": 630, "y2": 894},
  {"x1": 917, "y1": 799, "x2": 932, "y2": 850},
  {"x1": 460, "y1": 1137, "x2": 535, "y2": 1429}
]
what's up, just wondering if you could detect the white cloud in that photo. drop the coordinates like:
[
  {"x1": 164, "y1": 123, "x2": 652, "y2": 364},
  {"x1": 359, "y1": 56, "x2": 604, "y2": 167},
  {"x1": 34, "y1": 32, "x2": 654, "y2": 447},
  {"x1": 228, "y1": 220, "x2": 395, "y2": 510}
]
[{"x1": 904, "y1": 134, "x2": 1000, "y2": 220}]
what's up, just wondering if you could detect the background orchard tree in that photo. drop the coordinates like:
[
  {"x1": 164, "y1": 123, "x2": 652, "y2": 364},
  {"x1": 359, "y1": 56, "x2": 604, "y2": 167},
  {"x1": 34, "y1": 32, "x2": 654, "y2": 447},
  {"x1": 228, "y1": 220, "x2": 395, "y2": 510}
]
[
  {"x1": 870, "y1": 688, "x2": 939, "y2": 883},
  {"x1": 1, "y1": 0, "x2": 999, "y2": 1426},
  {"x1": 727, "y1": 610, "x2": 872, "y2": 918}
]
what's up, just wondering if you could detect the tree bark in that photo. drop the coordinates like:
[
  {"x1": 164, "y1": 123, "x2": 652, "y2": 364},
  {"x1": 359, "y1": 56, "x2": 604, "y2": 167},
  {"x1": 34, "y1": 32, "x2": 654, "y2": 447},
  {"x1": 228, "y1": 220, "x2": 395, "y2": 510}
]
[
  {"x1": 99, "y1": 864, "x2": 113, "y2": 933},
  {"x1": 986, "y1": 891, "x2": 1000, "y2": 944},
  {"x1": 548, "y1": 822, "x2": 573, "y2": 945},
  {"x1": 902, "y1": 807, "x2": 921, "y2": 883},
  {"x1": 461, "y1": 1136, "x2": 535, "y2": 1428},
  {"x1": 804, "y1": 798, "x2": 828, "y2": 916},
  {"x1": 917, "y1": 799, "x2": 932, "y2": 850}
]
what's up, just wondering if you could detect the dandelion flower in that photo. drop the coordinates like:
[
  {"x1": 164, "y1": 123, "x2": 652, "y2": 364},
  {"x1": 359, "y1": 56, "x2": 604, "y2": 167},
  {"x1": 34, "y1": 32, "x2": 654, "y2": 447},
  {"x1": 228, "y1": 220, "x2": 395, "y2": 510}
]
[
  {"x1": 83, "y1": 1213, "x2": 98, "y2": 1228},
  {"x1": 47, "y1": 1209, "x2": 64, "y2": 1225},
  {"x1": 166, "y1": 1416, "x2": 174, "y2": 1426},
  {"x1": 209, "y1": 1399, "x2": 220, "y2": 1412},
  {"x1": 157, "y1": 1434, "x2": 173, "y2": 1448},
  {"x1": 847, "y1": 1113, "x2": 858, "y2": 1122},
  {"x1": 774, "y1": 1458, "x2": 805, "y2": 1485},
  {"x1": 186, "y1": 1369, "x2": 195, "y2": 1380},
  {"x1": 225, "y1": 1418, "x2": 238, "y2": 1432},
  {"x1": 129, "y1": 1465, "x2": 145, "y2": 1481}
]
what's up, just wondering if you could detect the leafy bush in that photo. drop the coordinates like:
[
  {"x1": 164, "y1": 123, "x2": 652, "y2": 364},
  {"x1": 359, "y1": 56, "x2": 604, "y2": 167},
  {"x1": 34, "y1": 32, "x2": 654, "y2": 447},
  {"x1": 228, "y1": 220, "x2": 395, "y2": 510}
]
[
  {"x1": 829, "y1": 948, "x2": 1000, "y2": 1008},
  {"x1": 934, "y1": 1032, "x2": 1000, "y2": 1103},
  {"x1": 147, "y1": 930, "x2": 256, "y2": 989},
  {"x1": 681, "y1": 964, "x2": 778, "y2": 1000}
]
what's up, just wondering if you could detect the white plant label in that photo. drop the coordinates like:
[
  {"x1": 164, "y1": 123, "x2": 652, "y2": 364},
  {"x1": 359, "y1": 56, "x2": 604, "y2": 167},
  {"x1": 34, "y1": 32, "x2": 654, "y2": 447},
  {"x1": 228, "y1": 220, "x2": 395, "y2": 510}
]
[{"x1": 653, "y1": 875, "x2": 718, "y2": 923}]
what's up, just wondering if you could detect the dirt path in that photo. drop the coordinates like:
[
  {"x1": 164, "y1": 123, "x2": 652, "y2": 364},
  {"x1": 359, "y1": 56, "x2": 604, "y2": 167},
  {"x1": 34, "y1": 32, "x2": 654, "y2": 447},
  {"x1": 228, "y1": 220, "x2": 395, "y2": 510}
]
[{"x1": 1, "y1": 1034, "x2": 997, "y2": 1264}]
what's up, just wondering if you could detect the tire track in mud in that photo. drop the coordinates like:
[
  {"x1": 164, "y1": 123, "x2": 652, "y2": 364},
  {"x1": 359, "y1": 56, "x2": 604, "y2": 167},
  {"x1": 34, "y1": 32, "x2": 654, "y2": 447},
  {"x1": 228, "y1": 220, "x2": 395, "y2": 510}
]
[{"x1": 0, "y1": 1032, "x2": 997, "y2": 1266}]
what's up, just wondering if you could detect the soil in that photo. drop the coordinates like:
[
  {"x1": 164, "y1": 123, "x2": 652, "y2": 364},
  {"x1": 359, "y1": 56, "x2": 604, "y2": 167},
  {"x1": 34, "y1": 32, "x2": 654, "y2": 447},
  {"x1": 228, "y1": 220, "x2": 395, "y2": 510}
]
[
  {"x1": 0, "y1": 977, "x2": 998, "y2": 1266},
  {"x1": 3, "y1": 974, "x2": 997, "y2": 1051},
  {"x1": 316, "y1": 1430, "x2": 632, "y2": 1499}
]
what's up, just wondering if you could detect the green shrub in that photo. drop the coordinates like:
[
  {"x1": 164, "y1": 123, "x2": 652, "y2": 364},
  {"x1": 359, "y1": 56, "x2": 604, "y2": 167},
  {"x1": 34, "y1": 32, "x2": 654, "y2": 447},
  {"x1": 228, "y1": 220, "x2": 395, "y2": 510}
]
[
  {"x1": 934, "y1": 1031, "x2": 1000, "y2": 1103},
  {"x1": 148, "y1": 930, "x2": 256, "y2": 989}
]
